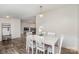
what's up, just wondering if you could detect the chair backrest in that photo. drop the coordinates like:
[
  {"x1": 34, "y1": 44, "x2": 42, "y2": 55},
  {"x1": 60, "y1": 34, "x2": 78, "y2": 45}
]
[
  {"x1": 56, "y1": 35, "x2": 64, "y2": 53},
  {"x1": 27, "y1": 35, "x2": 34, "y2": 48},
  {"x1": 47, "y1": 32, "x2": 56, "y2": 37},
  {"x1": 36, "y1": 36, "x2": 45, "y2": 51},
  {"x1": 26, "y1": 32, "x2": 32, "y2": 36}
]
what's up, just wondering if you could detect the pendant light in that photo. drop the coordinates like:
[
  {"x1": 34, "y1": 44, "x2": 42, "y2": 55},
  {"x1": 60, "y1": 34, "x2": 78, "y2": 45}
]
[
  {"x1": 6, "y1": 16, "x2": 10, "y2": 18},
  {"x1": 39, "y1": 6, "x2": 43, "y2": 18}
]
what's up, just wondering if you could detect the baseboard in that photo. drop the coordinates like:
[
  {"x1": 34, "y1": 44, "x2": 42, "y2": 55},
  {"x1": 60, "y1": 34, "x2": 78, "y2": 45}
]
[{"x1": 62, "y1": 47, "x2": 79, "y2": 54}]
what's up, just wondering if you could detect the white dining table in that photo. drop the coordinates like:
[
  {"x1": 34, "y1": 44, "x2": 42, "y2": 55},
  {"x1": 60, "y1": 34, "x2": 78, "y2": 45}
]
[{"x1": 33, "y1": 35, "x2": 58, "y2": 54}]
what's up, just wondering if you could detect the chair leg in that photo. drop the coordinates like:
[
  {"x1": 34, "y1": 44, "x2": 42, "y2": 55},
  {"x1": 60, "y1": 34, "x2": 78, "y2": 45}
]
[
  {"x1": 47, "y1": 50, "x2": 49, "y2": 54},
  {"x1": 28, "y1": 47, "x2": 29, "y2": 54},
  {"x1": 36, "y1": 49, "x2": 38, "y2": 54},
  {"x1": 52, "y1": 45, "x2": 54, "y2": 54},
  {"x1": 42, "y1": 51, "x2": 45, "y2": 54},
  {"x1": 32, "y1": 48, "x2": 33, "y2": 54}
]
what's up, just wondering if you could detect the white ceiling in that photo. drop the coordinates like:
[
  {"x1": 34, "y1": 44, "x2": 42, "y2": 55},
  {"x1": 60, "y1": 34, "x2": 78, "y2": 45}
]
[{"x1": 0, "y1": 4, "x2": 66, "y2": 19}]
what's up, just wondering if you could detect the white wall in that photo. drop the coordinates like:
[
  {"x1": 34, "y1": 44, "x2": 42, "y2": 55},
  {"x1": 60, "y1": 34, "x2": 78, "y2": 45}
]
[
  {"x1": 77, "y1": 6, "x2": 79, "y2": 50},
  {"x1": 0, "y1": 18, "x2": 21, "y2": 41},
  {"x1": 36, "y1": 5, "x2": 78, "y2": 50}
]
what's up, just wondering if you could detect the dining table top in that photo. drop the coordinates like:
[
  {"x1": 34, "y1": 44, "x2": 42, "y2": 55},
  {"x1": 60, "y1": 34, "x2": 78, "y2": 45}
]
[
  {"x1": 43, "y1": 36, "x2": 58, "y2": 45},
  {"x1": 27, "y1": 35, "x2": 59, "y2": 46}
]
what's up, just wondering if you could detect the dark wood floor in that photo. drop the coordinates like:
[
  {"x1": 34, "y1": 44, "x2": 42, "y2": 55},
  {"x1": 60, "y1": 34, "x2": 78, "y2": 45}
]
[
  {"x1": 0, "y1": 38, "x2": 26, "y2": 54},
  {"x1": 0, "y1": 35, "x2": 78, "y2": 54}
]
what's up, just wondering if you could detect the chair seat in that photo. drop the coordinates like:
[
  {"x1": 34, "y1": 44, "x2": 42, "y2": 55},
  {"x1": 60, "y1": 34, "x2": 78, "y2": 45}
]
[
  {"x1": 37, "y1": 47, "x2": 45, "y2": 52},
  {"x1": 28, "y1": 42, "x2": 36, "y2": 48}
]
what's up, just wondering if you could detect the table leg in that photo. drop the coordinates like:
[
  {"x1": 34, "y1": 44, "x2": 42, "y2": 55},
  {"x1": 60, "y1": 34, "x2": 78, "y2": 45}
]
[{"x1": 52, "y1": 45, "x2": 54, "y2": 54}]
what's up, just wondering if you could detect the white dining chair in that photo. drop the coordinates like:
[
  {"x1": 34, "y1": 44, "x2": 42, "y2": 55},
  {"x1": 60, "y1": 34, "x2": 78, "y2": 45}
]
[
  {"x1": 26, "y1": 35, "x2": 36, "y2": 54},
  {"x1": 47, "y1": 35, "x2": 64, "y2": 54},
  {"x1": 26, "y1": 32, "x2": 32, "y2": 36},
  {"x1": 47, "y1": 32, "x2": 56, "y2": 36},
  {"x1": 36, "y1": 36, "x2": 45, "y2": 54}
]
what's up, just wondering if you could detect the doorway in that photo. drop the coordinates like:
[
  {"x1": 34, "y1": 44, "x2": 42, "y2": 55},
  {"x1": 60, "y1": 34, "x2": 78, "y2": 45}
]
[{"x1": 2, "y1": 23, "x2": 11, "y2": 43}]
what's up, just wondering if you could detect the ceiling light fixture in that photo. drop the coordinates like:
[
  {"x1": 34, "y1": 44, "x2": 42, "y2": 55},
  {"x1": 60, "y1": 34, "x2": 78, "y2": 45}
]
[
  {"x1": 39, "y1": 6, "x2": 43, "y2": 18},
  {"x1": 6, "y1": 16, "x2": 10, "y2": 18}
]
